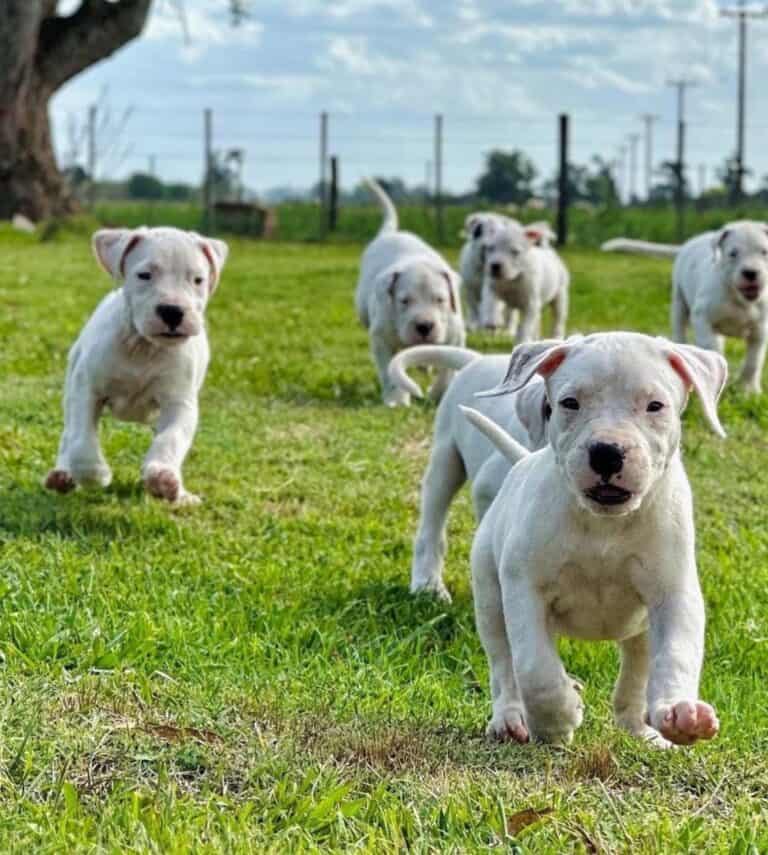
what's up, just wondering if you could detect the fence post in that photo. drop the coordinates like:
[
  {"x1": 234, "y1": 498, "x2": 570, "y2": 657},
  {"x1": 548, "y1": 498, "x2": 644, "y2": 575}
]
[
  {"x1": 202, "y1": 108, "x2": 213, "y2": 233},
  {"x1": 434, "y1": 114, "x2": 444, "y2": 244},
  {"x1": 87, "y1": 104, "x2": 97, "y2": 210},
  {"x1": 557, "y1": 113, "x2": 569, "y2": 247},
  {"x1": 329, "y1": 155, "x2": 339, "y2": 232},
  {"x1": 319, "y1": 111, "x2": 328, "y2": 237}
]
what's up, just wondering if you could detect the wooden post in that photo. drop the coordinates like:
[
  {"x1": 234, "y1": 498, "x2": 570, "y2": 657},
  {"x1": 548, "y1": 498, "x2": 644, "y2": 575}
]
[
  {"x1": 319, "y1": 111, "x2": 328, "y2": 237},
  {"x1": 556, "y1": 113, "x2": 569, "y2": 247},
  {"x1": 329, "y1": 155, "x2": 339, "y2": 232},
  {"x1": 203, "y1": 108, "x2": 213, "y2": 233},
  {"x1": 87, "y1": 104, "x2": 97, "y2": 209},
  {"x1": 434, "y1": 114, "x2": 444, "y2": 244}
]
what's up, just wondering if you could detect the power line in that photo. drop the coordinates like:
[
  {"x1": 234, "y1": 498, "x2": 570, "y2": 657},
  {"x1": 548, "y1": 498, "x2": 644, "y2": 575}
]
[{"x1": 720, "y1": 1, "x2": 768, "y2": 200}]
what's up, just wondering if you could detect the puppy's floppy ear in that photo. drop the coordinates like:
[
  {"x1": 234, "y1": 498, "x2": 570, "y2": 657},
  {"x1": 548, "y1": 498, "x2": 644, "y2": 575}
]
[
  {"x1": 477, "y1": 338, "x2": 577, "y2": 397},
  {"x1": 192, "y1": 233, "x2": 229, "y2": 293},
  {"x1": 526, "y1": 221, "x2": 555, "y2": 247},
  {"x1": 441, "y1": 270, "x2": 459, "y2": 313},
  {"x1": 514, "y1": 378, "x2": 550, "y2": 448},
  {"x1": 387, "y1": 271, "x2": 400, "y2": 299},
  {"x1": 665, "y1": 342, "x2": 728, "y2": 438},
  {"x1": 92, "y1": 228, "x2": 145, "y2": 279},
  {"x1": 711, "y1": 228, "x2": 730, "y2": 262}
]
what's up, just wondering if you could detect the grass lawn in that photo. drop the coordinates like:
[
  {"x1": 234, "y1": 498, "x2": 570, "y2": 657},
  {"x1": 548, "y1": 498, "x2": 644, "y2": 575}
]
[{"x1": 1, "y1": 229, "x2": 767, "y2": 852}]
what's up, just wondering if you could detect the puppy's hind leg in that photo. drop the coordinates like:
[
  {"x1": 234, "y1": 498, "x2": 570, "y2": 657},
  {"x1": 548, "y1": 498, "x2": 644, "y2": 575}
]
[
  {"x1": 551, "y1": 286, "x2": 568, "y2": 340},
  {"x1": 613, "y1": 632, "x2": 671, "y2": 748},
  {"x1": 471, "y1": 533, "x2": 528, "y2": 743},
  {"x1": 670, "y1": 285, "x2": 690, "y2": 344},
  {"x1": 411, "y1": 441, "x2": 465, "y2": 601}
]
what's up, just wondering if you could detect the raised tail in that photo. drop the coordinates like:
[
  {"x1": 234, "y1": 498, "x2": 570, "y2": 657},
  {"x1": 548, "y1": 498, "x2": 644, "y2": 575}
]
[
  {"x1": 459, "y1": 406, "x2": 530, "y2": 466},
  {"x1": 388, "y1": 345, "x2": 481, "y2": 398},
  {"x1": 364, "y1": 177, "x2": 399, "y2": 234},
  {"x1": 601, "y1": 238, "x2": 680, "y2": 259}
]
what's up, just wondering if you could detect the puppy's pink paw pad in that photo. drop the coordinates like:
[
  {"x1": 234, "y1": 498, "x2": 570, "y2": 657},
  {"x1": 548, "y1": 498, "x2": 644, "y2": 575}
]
[
  {"x1": 658, "y1": 701, "x2": 719, "y2": 745},
  {"x1": 487, "y1": 709, "x2": 530, "y2": 744},
  {"x1": 45, "y1": 469, "x2": 76, "y2": 494},
  {"x1": 145, "y1": 469, "x2": 180, "y2": 503}
]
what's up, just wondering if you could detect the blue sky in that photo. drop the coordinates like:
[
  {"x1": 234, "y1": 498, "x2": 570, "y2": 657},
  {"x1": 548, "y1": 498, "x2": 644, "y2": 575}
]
[{"x1": 51, "y1": 0, "x2": 768, "y2": 197}]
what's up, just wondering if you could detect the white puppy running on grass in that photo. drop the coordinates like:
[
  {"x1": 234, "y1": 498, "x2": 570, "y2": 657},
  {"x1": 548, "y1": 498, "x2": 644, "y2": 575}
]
[
  {"x1": 355, "y1": 179, "x2": 465, "y2": 406},
  {"x1": 464, "y1": 332, "x2": 726, "y2": 747},
  {"x1": 480, "y1": 219, "x2": 569, "y2": 343},
  {"x1": 45, "y1": 226, "x2": 228, "y2": 507},
  {"x1": 388, "y1": 344, "x2": 551, "y2": 601}
]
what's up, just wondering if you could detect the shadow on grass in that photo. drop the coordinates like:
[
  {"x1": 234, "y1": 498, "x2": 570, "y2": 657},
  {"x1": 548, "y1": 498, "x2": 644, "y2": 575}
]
[{"x1": 0, "y1": 481, "x2": 170, "y2": 541}]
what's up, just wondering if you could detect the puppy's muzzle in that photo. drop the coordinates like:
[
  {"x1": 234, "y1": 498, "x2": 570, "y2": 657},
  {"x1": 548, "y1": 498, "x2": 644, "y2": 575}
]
[
  {"x1": 489, "y1": 262, "x2": 503, "y2": 280},
  {"x1": 585, "y1": 442, "x2": 631, "y2": 506},
  {"x1": 415, "y1": 321, "x2": 435, "y2": 340},
  {"x1": 156, "y1": 303, "x2": 185, "y2": 336},
  {"x1": 739, "y1": 269, "x2": 762, "y2": 302}
]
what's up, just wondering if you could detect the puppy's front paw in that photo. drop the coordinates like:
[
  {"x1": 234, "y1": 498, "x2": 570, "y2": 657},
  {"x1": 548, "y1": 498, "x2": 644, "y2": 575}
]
[
  {"x1": 487, "y1": 705, "x2": 529, "y2": 744},
  {"x1": 44, "y1": 469, "x2": 76, "y2": 494},
  {"x1": 384, "y1": 388, "x2": 410, "y2": 408},
  {"x1": 145, "y1": 466, "x2": 181, "y2": 503},
  {"x1": 410, "y1": 578, "x2": 452, "y2": 603},
  {"x1": 650, "y1": 700, "x2": 719, "y2": 746}
]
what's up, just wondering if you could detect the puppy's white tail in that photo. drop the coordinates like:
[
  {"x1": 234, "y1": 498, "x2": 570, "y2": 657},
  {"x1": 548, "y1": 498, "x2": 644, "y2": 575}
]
[
  {"x1": 365, "y1": 177, "x2": 399, "y2": 234},
  {"x1": 388, "y1": 346, "x2": 481, "y2": 398},
  {"x1": 601, "y1": 238, "x2": 680, "y2": 259},
  {"x1": 459, "y1": 406, "x2": 530, "y2": 466}
]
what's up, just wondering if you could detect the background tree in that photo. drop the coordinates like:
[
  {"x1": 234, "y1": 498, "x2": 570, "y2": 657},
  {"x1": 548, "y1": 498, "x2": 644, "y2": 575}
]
[
  {"x1": 476, "y1": 150, "x2": 537, "y2": 205},
  {"x1": 0, "y1": 1, "x2": 243, "y2": 220}
]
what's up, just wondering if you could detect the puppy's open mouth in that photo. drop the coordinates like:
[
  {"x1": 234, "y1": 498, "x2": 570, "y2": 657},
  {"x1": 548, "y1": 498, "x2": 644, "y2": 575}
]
[
  {"x1": 739, "y1": 284, "x2": 761, "y2": 302},
  {"x1": 158, "y1": 331, "x2": 187, "y2": 339},
  {"x1": 585, "y1": 484, "x2": 632, "y2": 506}
]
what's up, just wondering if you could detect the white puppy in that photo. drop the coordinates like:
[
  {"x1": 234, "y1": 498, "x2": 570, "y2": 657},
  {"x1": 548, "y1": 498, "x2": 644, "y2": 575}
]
[
  {"x1": 465, "y1": 332, "x2": 726, "y2": 747},
  {"x1": 388, "y1": 345, "x2": 550, "y2": 601},
  {"x1": 356, "y1": 179, "x2": 465, "y2": 406},
  {"x1": 480, "y1": 220, "x2": 569, "y2": 344},
  {"x1": 458, "y1": 213, "x2": 515, "y2": 331},
  {"x1": 45, "y1": 227, "x2": 228, "y2": 506},
  {"x1": 673, "y1": 221, "x2": 768, "y2": 393}
]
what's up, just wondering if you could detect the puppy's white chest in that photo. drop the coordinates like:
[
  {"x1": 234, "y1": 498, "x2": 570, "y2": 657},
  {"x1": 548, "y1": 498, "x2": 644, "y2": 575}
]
[
  {"x1": 104, "y1": 376, "x2": 162, "y2": 423},
  {"x1": 542, "y1": 560, "x2": 648, "y2": 641},
  {"x1": 711, "y1": 299, "x2": 762, "y2": 337}
]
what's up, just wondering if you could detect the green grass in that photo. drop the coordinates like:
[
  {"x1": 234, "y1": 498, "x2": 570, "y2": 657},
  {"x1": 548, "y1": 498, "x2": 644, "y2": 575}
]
[
  {"x1": 1, "y1": 233, "x2": 767, "y2": 852},
  {"x1": 91, "y1": 198, "x2": 768, "y2": 248}
]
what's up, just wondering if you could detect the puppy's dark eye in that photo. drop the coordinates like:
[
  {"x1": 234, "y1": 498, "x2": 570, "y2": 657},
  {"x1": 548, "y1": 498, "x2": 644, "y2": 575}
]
[
  {"x1": 194, "y1": 276, "x2": 204, "y2": 285},
  {"x1": 400, "y1": 297, "x2": 410, "y2": 306},
  {"x1": 729, "y1": 249, "x2": 739, "y2": 259},
  {"x1": 647, "y1": 401, "x2": 665, "y2": 412},
  {"x1": 137, "y1": 272, "x2": 152, "y2": 281},
  {"x1": 560, "y1": 397, "x2": 579, "y2": 411}
]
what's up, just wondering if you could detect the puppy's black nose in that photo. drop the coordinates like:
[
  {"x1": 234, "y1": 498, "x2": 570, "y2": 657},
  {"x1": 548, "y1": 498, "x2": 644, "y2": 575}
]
[
  {"x1": 742, "y1": 268, "x2": 758, "y2": 282},
  {"x1": 416, "y1": 321, "x2": 434, "y2": 338},
  {"x1": 156, "y1": 304, "x2": 184, "y2": 330},
  {"x1": 589, "y1": 442, "x2": 624, "y2": 480},
  {"x1": 489, "y1": 262, "x2": 503, "y2": 278}
]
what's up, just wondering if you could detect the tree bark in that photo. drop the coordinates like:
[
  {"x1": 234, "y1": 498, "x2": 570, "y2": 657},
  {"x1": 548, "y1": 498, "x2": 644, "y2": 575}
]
[{"x1": 0, "y1": 0, "x2": 152, "y2": 220}]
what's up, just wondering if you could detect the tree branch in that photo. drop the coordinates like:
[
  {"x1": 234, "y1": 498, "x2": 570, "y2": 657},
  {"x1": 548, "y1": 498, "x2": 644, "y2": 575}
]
[{"x1": 36, "y1": 0, "x2": 153, "y2": 93}]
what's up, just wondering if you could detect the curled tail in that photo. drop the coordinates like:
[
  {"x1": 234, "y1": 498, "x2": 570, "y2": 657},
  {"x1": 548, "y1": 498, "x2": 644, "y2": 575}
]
[
  {"x1": 459, "y1": 406, "x2": 530, "y2": 466},
  {"x1": 388, "y1": 345, "x2": 481, "y2": 398},
  {"x1": 364, "y1": 177, "x2": 399, "y2": 234},
  {"x1": 601, "y1": 238, "x2": 679, "y2": 259}
]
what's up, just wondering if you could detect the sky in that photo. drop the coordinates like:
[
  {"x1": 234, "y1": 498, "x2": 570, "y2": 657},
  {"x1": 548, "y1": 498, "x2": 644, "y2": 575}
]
[{"x1": 51, "y1": 0, "x2": 768, "y2": 199}]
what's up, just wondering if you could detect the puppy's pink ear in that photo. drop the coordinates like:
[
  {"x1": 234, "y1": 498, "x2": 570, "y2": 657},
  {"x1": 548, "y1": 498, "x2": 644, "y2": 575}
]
[
  {"x1": 92, "y1": 229, "x2": 143, "y2": 279},
  {"x1": 477, "y1": 338, "x2": 577, "y2": 398},
  {"x1": 666, "y1": 343, "x2": 728, "y2": 437},
  {"x1": 197, "y1": 236, "x2": 229, "y2": 293}
]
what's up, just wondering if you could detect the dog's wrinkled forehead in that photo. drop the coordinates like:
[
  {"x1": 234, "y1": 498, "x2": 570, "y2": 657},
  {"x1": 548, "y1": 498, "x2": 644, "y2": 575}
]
[{"x1": 489, "y1": 223, "x2": 529, "y2": 254}]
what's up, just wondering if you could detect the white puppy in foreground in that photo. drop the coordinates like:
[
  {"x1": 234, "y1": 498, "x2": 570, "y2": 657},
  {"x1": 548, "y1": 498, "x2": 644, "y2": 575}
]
[
  {"x1": 480, "y1": 220, "x2": 569, "y2": 343},
  {"x1": 464, "y1": 332, "x2": 726, "y2": 747},
  {"x1": 45, "y1": 227, "x2": 228, "y2": 506},
  {"x1": 356, "y1": 179, "x2": 465, "y2": 406},
  {"x1": 388, "y1": 345, "x2": 550, "y2": 601},
  {"x1": 673, "y1": 222, "x2": 768, "y2": 393}
]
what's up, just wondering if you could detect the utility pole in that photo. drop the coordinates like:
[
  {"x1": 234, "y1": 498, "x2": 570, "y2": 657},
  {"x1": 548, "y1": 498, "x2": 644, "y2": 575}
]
[
  {"x1": 319, "y1": 111, "x2": 329, "y2": 236},
  {"x1": 557, "y1": 114, "x2": 570, "y2": 247},
  {"x1": 640, "y1": 114, "x2": 658, "y2": 200},
  {"x1": 721, "y1": 1, "x2": 768, "y2": 200},
  {"x1": 616, "y1": 144, "x2": 627, "y2": 205},
  {"x1": 667, "y1": 78, "x2": 697, "y2": 240},
  {"x1": 627, "y1": 133, "x2": 641, "y2": 204},
  {"x1": 87, "y1": 104, "x2": 97, "y2": 209},
  {"x1": 698, "y1": 163, "x2": 708, "y2": 198},
  {"x1": 434, "y1": 114, "x2": 444, "y2": 244}
]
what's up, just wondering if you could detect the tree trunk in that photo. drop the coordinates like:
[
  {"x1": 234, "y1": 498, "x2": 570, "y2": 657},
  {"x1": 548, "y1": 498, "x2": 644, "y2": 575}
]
[{"x1": 0, "y1": 0, "x2": 152, "y2": 221}]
